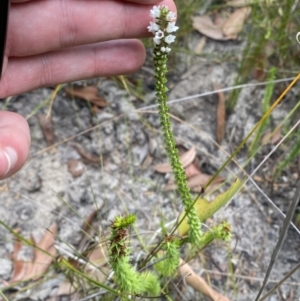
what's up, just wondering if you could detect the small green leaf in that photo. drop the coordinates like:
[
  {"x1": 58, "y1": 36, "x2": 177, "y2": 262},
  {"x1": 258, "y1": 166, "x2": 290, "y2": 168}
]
[{"x1": 178, "y1": 178, "x2": 244, "y2": 236}]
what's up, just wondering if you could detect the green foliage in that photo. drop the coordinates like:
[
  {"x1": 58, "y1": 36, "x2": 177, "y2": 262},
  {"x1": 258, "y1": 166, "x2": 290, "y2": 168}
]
[
  {"x1": 174, "y1": 0, "x2": 204, "y2": 39},
  {"x1": 110, "y1": 257, "x2": 143, "y2": 295},
  {"x1": 112, "y1": 214, "x2": 136, "y2": 229},
  {"x1": 140, "y1": 272, "x2": 161, "y2": 296},
  {"x1": 249, "y1": 67, "x2": 276, "y2": 156},
  {"x1": 276, "y1": 127, "x2": 300, "y2": 177},
  {"x1": 228, "y1": 0, "x2": 299, "y2": 110},
  {"x1": 108, "y1": 214, "x2": 160, "y2": 296},
  {"x1": 154, "y1": 236, "x2": 180, "y2": 277},
  {"x1": 198, "y1": 221, "x2": 231, "y2": 249}
]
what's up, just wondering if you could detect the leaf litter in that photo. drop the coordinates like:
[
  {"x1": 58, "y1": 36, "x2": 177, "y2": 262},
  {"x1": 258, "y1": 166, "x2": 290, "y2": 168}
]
[
  {"x1": 38, "y1": 115, "x2": 55, "y2": 146},
  {"x1": 9, "y1": 223, "x2": 57, "y2": 284},
  {"x1": 65, "y1": 86, "x2": 107, "y2": 108},
  {"x1": 153, "y1": 145, "x2": 224, "y2": 192},
  {"x1": 153, "y1": 145, "x2": 197, "y2": 173},
  {"x1": 192, "y1": 6, "x2": 251, "y2": 41}
]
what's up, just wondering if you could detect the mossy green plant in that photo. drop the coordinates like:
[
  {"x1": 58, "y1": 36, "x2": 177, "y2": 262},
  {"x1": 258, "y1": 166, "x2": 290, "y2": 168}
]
[
  {"x1": 154, "y1": 235, "x2": 180, "y2": 277},
  {"x1": 108, "y1": 214, "x2": 160, "y2": 296}
]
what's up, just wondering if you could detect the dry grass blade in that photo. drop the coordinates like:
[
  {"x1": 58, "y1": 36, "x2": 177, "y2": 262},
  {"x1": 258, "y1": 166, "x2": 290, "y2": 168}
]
[
  {"x1": 77, "y1": 210, "x2": 109, "y2": 282},
  {"x1": 222, "y1": 7, "x2": 251, "y2": 39},
  {"x1": 84, "y1": 245, "x2": 109, "y2": 282},
  {"x1": 65, "y1": 86, "x2": 107, "y2": 107},
  {"x1": 259, "y1": 262, "x2": 300, "y2": 301},
  {"x1": 25, "y1": 223, "x2": 58, "y2": 281},
  {"x1": 255, "y1": 182, "x2": 300, "y2": 301},
  {"x1": 178, "y1": 259, "x2": 231, "y2": 301},
  {"x1": 215, "y1": 83, "x2": 226, "y2": 143},
  {"x1": 153, "y1": 146, "x2": 197, "y2": 173}
]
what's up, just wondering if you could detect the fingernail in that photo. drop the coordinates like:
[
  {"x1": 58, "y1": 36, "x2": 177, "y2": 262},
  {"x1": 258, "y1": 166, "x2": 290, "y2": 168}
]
[{"x1": 0, "y1": 147, "x2": 18, "y2": 176}]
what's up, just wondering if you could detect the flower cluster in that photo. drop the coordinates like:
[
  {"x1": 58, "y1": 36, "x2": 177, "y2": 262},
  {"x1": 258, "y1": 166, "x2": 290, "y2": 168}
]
[{"x1": 147, "y1": 5, "x2": 179, "y2": 53}]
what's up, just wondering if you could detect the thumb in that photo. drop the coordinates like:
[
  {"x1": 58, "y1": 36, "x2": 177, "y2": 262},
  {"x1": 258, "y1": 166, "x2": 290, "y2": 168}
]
[{"x1": 0, "y1": 111, "x2": 30, "y2": 179}]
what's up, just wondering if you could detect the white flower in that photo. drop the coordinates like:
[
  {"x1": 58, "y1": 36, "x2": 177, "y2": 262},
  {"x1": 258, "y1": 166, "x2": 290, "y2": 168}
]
[
  {"x1": 150, "y1": 6, "x2": 161, "y2": 18},
  {"x1": 297, "y1": 32, "x2": 300, "y2": 44},
  {"x1": 164, "y1": 34, "x2": 176, "y2": 44},
  {"x1": 165, "y1": 47, "x2": 171, "y2": 53},
  {"x1": 147, "y1": 21, "x2": 160, "y2": 33},
  {"x1": 155, "y1": 30, "x2": 164, "y2": 39},
  {"x1": 161, "y1": 46, "x2": 166, "y2": 52},
  {"x1": 153, "y1": 37, "x2": 161, "y2": 45},
  {"x1": 166, "y1": 11, "x2": 176, "y2": 22},
  {"x1": 166, "y1": 22, "x2": 179, "y2": 33}
]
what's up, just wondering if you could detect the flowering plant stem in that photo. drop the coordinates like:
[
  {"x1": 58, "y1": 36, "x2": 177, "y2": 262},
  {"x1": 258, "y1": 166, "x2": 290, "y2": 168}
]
[{"x1": 148, "y1": 6, "x2": 201, "y2": 245}]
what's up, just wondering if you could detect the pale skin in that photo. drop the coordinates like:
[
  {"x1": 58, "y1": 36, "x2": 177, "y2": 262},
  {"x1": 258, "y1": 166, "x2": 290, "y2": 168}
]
[{"x1": 0, "y1": 0, "x2": 176, "y2": 179}]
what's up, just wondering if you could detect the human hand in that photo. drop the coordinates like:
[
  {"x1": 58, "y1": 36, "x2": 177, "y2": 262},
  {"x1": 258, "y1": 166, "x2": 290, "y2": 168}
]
[{"x1": 0, "y1": 0, "x2": 176, "y2": 179}]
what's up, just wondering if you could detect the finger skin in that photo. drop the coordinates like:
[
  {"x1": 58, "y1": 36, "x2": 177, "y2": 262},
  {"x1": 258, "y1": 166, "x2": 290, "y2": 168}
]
[
  {"x1": 0, "y1": 111, "x2": 30, "y2": 179},
  {"x1": 11, "y1": 0, "x2": 171, "y2": 3},
  {"x1": 7, "y1": 0, "x2": 176, "y2": 57},
  {"x1": 0, "y1": 39, "x2": 146, "y2": 98}
]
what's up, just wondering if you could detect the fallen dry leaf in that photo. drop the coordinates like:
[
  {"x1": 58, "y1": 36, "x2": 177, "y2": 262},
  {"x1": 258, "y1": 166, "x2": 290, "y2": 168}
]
[
  {"x1": 215, "y1": 83, "x2": 226, "y2": 143},
  {"x1": 178, "y1": 259, "x2": 231, "y2": 301},
  {"x1": 164, "y1": 173, "x2": 223, "y2": 193},
  {"x1": 71, "y1": 143, "x2": 100, "y2": 164},
  {"x1": 193, "y1": 6, "x2": 251, "y2": 41},
  {"x1": 222, "y1": 7, "x2": 251, "y2": 39},
  {"x1": 153, "y1": 146, "x2": 197, "y2": 173},
  {"x1": 84, "y1": 245, "x2": 109, "y2": 282},
  {"x1": 192, "y1": 15, "x2": 231, "y2": 41},
  {"x1": 261, "y1": 127, "x2": 282, "y2": 145},
  {"x1": 188, "y1": 174, "x2": 224, "y2": 193},
  {"x1": 67, "y1": 159, "x2": 85, "y2": 178},
  {"x1": 77, "y1": 210, "x2": 109, "y2": 282},
  {"x1": 25, "y1": 223, "x2": 57, "y2": 281},
  {"x1": 66, "y1": 86, "x2": 107, "y2": 107},
  {"x1": 9, "y1": 239, "x2": 27, "y2": 283},
  {"x1": 10, "y1": 223, "x2": 57, "y2": 284},
  {"x1": 141, "y1": 154, "x2": 153, "y2": 170},
  {"x1": 38, "y1": 115, "x2": 55, "y2": 146},
  {"x1": 185, "y1": 162, "x2": 201, "y2": 178},
  {"x1": 55, "y1": 280, "x2": 76, "y2": 297}
]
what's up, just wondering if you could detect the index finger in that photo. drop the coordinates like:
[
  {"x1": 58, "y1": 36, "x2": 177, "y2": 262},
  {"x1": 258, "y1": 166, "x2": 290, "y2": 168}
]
[
  {"x1": 12, "y1": 0, "x2": 172, "y2": 3},
  {"x1": 6, "y1": 0, "x2": 176, "y2": 58}
]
